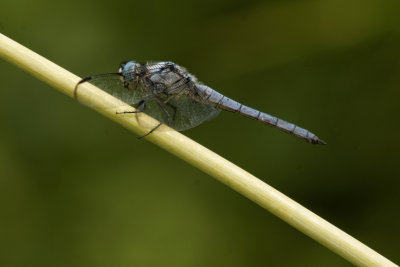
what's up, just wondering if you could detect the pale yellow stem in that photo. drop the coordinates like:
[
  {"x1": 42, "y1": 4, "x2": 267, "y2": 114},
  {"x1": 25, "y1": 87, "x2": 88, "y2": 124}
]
[{"x1": 0, "y1": 33, "x2": 397, "y2": 267}]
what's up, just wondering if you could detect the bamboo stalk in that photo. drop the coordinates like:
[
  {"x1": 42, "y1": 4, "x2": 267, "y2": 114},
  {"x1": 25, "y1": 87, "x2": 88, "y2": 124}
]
[{"x1": 0, "y1": 33, "x2": 397, "y2": 267}]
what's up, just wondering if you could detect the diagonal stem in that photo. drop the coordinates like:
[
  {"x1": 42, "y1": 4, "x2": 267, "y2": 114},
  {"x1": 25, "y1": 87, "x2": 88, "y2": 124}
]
[{"x1": 0, "y1": 33, "x2": 397, "y2": 267}]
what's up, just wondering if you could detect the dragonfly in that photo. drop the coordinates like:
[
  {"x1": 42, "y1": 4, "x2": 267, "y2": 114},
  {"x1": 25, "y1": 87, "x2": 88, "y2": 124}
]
[{"x1": 74, "y1": 61, "x2": 326, "y2": 145}]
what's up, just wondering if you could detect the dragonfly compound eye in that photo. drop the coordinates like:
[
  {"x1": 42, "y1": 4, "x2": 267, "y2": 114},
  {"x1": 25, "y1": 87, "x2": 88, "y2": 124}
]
[{"x1": 121, "y1": 61, "x2": 140, "y2": 82}]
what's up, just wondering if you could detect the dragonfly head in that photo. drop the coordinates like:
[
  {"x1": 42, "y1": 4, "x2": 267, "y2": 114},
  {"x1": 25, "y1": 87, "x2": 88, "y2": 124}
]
[{"x1": 119, "y1": 61, "x2": 141, "y2": 82}]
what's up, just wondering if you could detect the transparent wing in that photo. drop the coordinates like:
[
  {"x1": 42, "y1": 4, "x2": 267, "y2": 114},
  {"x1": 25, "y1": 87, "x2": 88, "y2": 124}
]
[
  {"x1": 89, "y1": 74, "x2": 143, "y2": 106},
  {"x1": 143, "y1": 94, "x2": 220, "y2": 131},
  {"x1": 75, "y1": 74, "x2": 220, "y2": 131}
]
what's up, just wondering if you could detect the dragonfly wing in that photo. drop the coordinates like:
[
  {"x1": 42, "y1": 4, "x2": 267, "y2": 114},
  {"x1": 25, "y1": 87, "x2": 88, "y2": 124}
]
[
  {"x1": 76, "y1": 74, "x2": 220, "y2": 131},
  {"x1": 170, "y1": 95, "x2": 221, "y2": 131},
  {"x1": 76, "y1": 74, "x2": 147, "y2": 107},
  {"x1": 143, "y1": 94, "x2": 220, "y2": 131}
]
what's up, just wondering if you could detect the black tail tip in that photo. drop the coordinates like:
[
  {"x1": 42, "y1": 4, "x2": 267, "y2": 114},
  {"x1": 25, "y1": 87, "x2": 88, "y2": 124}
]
[
  {"x1": 314, "y1": 138, "x2": 327, "y2": 145},
  {"x1": 309, "y1": 136, "x2": 327, "y2": 145},
  {"x1": 318, "y1": 140, "x2": 327, "y2": 145}
]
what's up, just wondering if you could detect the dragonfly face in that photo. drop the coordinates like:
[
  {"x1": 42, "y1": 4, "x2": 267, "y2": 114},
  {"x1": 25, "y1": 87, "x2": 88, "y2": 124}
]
[{"x1": 119, "y1": 61, "x2": 142, "y2": 83}]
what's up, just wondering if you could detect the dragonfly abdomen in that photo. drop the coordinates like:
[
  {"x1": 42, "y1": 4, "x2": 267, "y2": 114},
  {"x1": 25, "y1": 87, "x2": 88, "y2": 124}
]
[{"x1": 196, "y1": 84, "x2": 326, "y2": 145}]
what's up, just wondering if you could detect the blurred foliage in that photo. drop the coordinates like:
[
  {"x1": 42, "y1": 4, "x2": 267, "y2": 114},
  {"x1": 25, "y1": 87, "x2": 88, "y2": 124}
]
[{"x1": 0, "y1": 0, "x2": 399, "y2": 266}]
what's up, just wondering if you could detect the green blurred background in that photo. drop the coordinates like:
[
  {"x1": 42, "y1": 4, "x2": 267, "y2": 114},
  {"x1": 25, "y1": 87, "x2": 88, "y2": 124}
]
[{"x1": 1, "y1": 0, "x2": 399, "y2": 266}]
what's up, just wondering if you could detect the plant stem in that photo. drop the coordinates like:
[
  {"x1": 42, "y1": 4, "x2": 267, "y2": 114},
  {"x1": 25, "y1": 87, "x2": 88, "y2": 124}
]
[{"x1": 0, "y1": 33, "x2": 397, "y2": 267}]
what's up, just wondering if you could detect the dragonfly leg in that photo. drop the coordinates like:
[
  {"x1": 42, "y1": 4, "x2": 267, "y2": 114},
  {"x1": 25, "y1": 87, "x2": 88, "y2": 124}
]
[
  {"x1": 73, "y1": 72, "x2": 122, "y2": 102},
  {"x1": 116, "y1": 99, "x2": 146, "y2": 114},
  {"x1": 137, "y1": 122, "x2": 162, "y2": 139},
  {"x1": 137, "y1": 97, "x2": 172, "y2": 139},
  {"x1": 155, "y1": 97, "x2": 175, "y2": 126},
  {"x1": 165, "y1": 102, "x2": 177, "y2": 124}
]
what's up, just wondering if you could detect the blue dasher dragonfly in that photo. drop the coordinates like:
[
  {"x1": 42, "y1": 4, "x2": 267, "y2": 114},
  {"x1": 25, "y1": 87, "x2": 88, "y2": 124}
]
[{"x1": 74, "y1": 61, "x2": 326, "y2": 145}]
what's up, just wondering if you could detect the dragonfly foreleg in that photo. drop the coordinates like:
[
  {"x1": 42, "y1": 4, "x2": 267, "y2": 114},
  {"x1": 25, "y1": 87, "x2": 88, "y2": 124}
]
[{"x1": 74, "y1": 72, "x2": 122, "y2": 102}]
